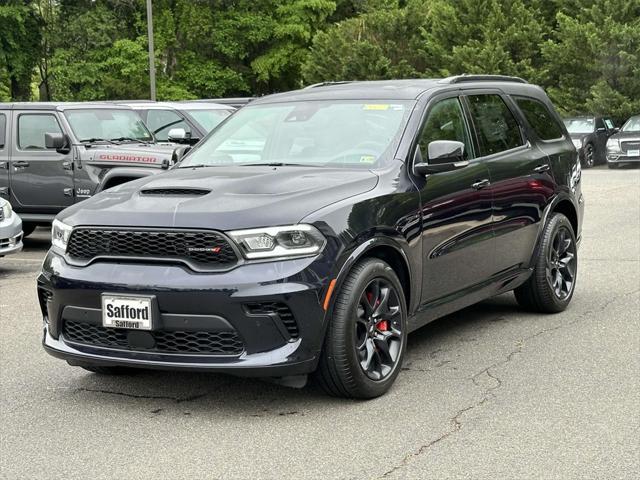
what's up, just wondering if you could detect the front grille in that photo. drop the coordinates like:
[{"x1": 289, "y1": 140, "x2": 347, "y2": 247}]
[
  {"x1": 140, "y1": 188, "x2": 210, "y2": 196},
  {"x1": 63, "y1": 320, "x2": 245, "y2": 355},
  {"x1": 66, "y1": 228, "x2": 238, "y2": 270},
  {"x1": 246, "y1": 302, "x2": 299, "y2": 339},
  {"x1": 621, "y1": 141, "x2": 640, "y2": 153},
  {"x1": 0, "y1": 209, "x2": 4, "y2": 221}
]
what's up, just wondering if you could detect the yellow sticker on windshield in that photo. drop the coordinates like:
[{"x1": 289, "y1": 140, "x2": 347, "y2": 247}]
[
  {"x1": 363, "y1": 104, "x2": 390, "y2": 110},
  {"x1": 359, "y1": 155, "x2": 376, "y2": 164}
]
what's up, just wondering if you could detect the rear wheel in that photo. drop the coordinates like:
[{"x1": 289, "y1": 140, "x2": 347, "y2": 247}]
[
  {"x1": 515, "y1": 213, "x2": 577, "y2": 313},
  {"x1": 21, "y1": 223, "x2": 37, "y2": 237},
  {"x1": 583, "y1": 143, "x2": 595, "y2": 168},
  {"x1": 315, "y1": 258, "x2": 407, "y2": 399}
]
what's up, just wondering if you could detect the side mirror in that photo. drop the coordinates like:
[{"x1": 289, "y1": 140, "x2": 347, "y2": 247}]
[
  {"x1": 413, "y1": 140, "x2": 469, "y2": 175},
  {"x1": 171, "y1": 145, "x2": 192, "y2": 164},
  {"x1": 168, "y1": 128, "x2": 190, "y2": 143},
  {"x1": 596, "y1": 127, "x2": 606, "y2": 133},
  {"x1": 45, "y1": 132, "x2": 70, "y2": 154}
]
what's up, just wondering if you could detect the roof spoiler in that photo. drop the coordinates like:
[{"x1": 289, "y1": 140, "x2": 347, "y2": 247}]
[{"x1": 440, "y1": 74, "x2": 528, "y2": 84}]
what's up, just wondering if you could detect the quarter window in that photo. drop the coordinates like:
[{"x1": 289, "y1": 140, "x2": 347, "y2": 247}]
[
  {"x1": 145, "y1": 110, "x2": 190, "y2": 141},
  {"x1": 18, "y1": 114, "x2": 62, "y2": 150},
  {"x1": 467, "y1": 95, "x2": 524, "y2": 156},
  {"x1": 0, "y1": 114, "x2": 6, "y2": 149},
  {"x1": 515, "y1": 97, "x2": 564, "y2": 141},
  {"x1": 418, "y1": 97, "x2": 473, "y2": 161}
]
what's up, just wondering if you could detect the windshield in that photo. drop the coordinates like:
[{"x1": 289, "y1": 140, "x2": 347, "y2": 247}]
[
  {"x1": 621, "y1": 116, "x2": 640, "y2": 133},
  {"x1": 180, "y1": 100, "x2": 412, "y2": 168},
  {"x1": 184, "y1": 109, "x2": 233, "y2": 133},
  {"x1": 65, "y1": 109, "x2": 153, "y2": 142},
  {"x1": 563, "y1": 118, "x2": 595, "y2": 134}
]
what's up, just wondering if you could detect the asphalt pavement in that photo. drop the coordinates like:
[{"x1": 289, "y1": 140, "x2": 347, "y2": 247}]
[{"x1": 1, "y1": 165, "x2": 639, "y2": 480}]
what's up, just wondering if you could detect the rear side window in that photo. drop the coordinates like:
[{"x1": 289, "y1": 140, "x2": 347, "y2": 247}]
[
  {"x1": 0, "y1": 114, "x2": 6, "y2": 149},
  {"x1": 18, "y1": 114, "x2": 62, "y2": 150},
  {"x1": 515, "y1": 97, "x2": 564, "y2": 141},
  {"x1": 467, "y1": 94, "x2": 524, "y2": 156}
]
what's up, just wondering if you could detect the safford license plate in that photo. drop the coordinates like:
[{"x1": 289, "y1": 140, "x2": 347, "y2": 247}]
[
  {"x1": 628, "y1": 149, "x2": 639, "y2": 157},
  {"x1": 102, "y1": 294, "x2": 154, "y2": 330}
]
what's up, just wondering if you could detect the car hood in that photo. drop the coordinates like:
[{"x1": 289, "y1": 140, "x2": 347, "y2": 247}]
[
  {"x1": 59, "y1": 166, "x2": 379, "y2": 230},
  {"x1": 81, "y1": 143, "x2": 177, "y2": 169},
  {"x1": 609, "y1": 131, "x2": 640, "y2": 142}
]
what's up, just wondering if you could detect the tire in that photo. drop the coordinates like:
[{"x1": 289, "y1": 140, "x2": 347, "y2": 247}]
[
  {"x1": 515, "y1": 213, "x2": 577, "y2": 313},
  {"x1": 314, "y1": 258, "x2": 407, "y2": 399},
  {"x1": 582, "y1": 143, "x2": 595, "y2": 168},
  {"x1": 22, "y1": 223, "x2": 37, "y2": 237},
  {"x1": 78, "y1": 365, "x2": 138, "y2": 375},
  {"x1": 608, "y1": 163, "x2": 619, "y2": 169}
]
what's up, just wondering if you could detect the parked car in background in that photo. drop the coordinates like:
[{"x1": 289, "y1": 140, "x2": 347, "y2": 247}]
[
  {"x1": 191, "y1": 98, "x2": 254, "y2": 108},
  {"x1": 0, "y1": 197, "x2": 23, "y2": 257},
  {"x1": 0, "y1": 102, "x2": 178, "y2": 236},
  {"x1": 606, "y1": 115, "x2": 640, "y2": 169},
  {"x1": 120, "y1": 101, "x2": 235, "y2": 144},
  {"x1": 39, "y1": 76, "x2": 583, "y2": 398},
  {"x1": 563, "y1": 115, "x2": 617, "y2": 168}
]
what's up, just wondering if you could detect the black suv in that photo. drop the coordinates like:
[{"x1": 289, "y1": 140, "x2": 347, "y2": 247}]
[
  {"x1": 563, "y1": 115, "x2": 617, "y2": 168},
  {"x1": 38, "y1": 76, "x2": 584, "y2": 398}
]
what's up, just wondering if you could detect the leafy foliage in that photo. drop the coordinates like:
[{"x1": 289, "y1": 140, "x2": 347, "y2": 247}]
[{"x1": 0, "y1": 0, "x2": 638, "y2": 122}]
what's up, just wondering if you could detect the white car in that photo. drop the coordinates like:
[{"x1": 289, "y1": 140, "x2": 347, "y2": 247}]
[{"x1": 0, "y1": 198, "x2": 23, "y2": 257}]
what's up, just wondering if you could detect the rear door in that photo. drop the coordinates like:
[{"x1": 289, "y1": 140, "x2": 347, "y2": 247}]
[
  {"x1": 0, "y1": 110, "x2": 9, "y2": 201},
  {"x1": 464, "y1": 92, "x2": 556, "y2": 275},
  {"x1": 9, "y1": 110, "x2": 75, "y2": 213}
]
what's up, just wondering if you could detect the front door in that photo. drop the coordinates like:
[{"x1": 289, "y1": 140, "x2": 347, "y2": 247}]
[
  {"x1": 416, "y1": 96, "x2": 495, "y2": 304},
  {"x1": 0, "y1": 111, "x2": 9, "y2": 201},
  {"x1": 9, "y1": 111, "x2": 75, "y2": 214}
]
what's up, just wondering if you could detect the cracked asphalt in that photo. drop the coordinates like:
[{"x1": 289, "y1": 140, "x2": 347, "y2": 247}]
[{"x1": 1, "y1": 166, "x2": 639, "y2": 480}]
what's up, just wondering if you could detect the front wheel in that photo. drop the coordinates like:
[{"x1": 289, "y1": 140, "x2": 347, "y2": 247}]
[
  {"x1": 515, "y1": 213, "x2": 577, "y2": 313},
  {"x1": 314, "y1": 258, "x2": 407, "y2": 399}
]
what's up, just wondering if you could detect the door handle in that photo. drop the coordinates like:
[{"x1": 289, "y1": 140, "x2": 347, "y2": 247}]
[
  {"x1": 12, "y1": 161, "x2": 30, "y2": 168},
  {"x1": 533, "y1": 164, "x2": 550, "y2": 173},
  {"x1": 471, "y1": 179, "x2": 490, "y2": 190}
]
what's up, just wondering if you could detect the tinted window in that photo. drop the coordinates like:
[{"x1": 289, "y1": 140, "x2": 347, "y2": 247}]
[
  {"x1": 146, "y1": 109, "x2": 190, "y2": 141},
  {"x1": 0, "y1": 114, "x2": 6, "y2": 149},
  {"x1": 419, "y1": 97, "x2": 473, "y2": 161},
  {"x1": 515, "y1": 97, "x2": 564, "y2": 140},
  {"x1": 18, "y1": 114, "x2": 62, "y2": 150},
  {"x1": 467, "y1": 95, "x2": 524, "y2": 156}
]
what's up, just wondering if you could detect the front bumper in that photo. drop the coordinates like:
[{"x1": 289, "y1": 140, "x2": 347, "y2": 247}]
[
  {"x1": 0, "y1": 213, "x2": 23, "y2": 256},
  {"x1": 606, "y1": 153, "x2": 640, "y2": 164},
  {"x1": 38, "y1": 251, "x2": 335, "y2": 376}
]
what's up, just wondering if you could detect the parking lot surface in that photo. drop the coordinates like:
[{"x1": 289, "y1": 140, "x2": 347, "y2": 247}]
[{"x1": 1, "y1": 166, "x2": 639, "y2": 480}]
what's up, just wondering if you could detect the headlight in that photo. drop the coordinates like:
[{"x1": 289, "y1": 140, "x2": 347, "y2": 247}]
[
  {"x1": 1, "y1": 202, "x2": 12, "y2": 220},
  {"x1": 571, "y1": 138, "x2": 583, "y2": 149},
  {"x1": 228, "y1": 224, "x2": 326, "y2": 259},
  {"x1": 606, "y1": 138, "x2": 620, "y2": 152},
  {"x1": 51, "y1": 219, "x2": 73, "y2": 252}
]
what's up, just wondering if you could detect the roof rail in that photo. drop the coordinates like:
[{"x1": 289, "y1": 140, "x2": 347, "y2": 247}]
[
  {"x1": 304, "y1": 81, "x2": 354, "y2": 89},
  {"x1": 441, "y1": 74, "x2": 528, "y2": 85}
]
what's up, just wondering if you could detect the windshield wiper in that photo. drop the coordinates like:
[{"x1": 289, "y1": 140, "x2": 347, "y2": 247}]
[
  {"x1": 80, "y1": 137, "x2": 117, "y2": 145},
  {"x1": 237, "y1": 162, "x2": 320, "y2": 167},
  {"x1": 177, "y1": 164, "x2": 215, "y2": 169},
  {"x1": 111, "y1": 137, "x2": 151, "y2": 145}
]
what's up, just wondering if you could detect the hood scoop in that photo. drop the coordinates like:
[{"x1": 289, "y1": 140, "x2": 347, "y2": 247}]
[{"x1": 140, "y1": 188, "x2": 211, "y2": 196}]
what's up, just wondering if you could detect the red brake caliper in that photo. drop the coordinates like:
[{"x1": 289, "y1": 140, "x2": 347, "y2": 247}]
[{"x1": 376, "y1": 320, "x2": 389, "y2": 331}]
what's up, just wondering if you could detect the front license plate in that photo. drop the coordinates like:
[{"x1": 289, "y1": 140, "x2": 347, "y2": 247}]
[
  {"x1": 628, "y1": 149, "x2": 639, "y2": 157},
  {"x1": 102, "y1": 295, "x2": 154, "y2": 330}
]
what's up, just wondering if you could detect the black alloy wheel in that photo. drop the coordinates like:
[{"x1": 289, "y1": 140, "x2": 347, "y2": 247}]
[
  {"x1": 315, "y1": 258, "x2": 407, "y2": 398},
  {"x1": 584, "y1": 143, "x2": 595, "y2": 168},
  {"x1": 546, "y1": 226, "x2": 576, "y2": 300},
  {"x1": 514, "y1": 213, "x2": 578, "y2": 313},
  {"x1": 355, "y1": 278, "x2": 403, "y2": 381}
]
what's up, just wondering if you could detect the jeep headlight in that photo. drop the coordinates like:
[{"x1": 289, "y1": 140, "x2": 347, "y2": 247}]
[
  {"x1": 229, "y1": 224, "x2": 326, "y2": 259},
  {"x1": 606, "y1": 138, "x2": 620, "y2": 152},
  {"x1": 571, "y1": 138, "x2": 583, "y2": 149},
  {"x1": 51, "y1": 219, "x2": 73, "y2": 252},
  {"x1": 1, "y1": 202, "x2": 12, "y2": 220}
]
